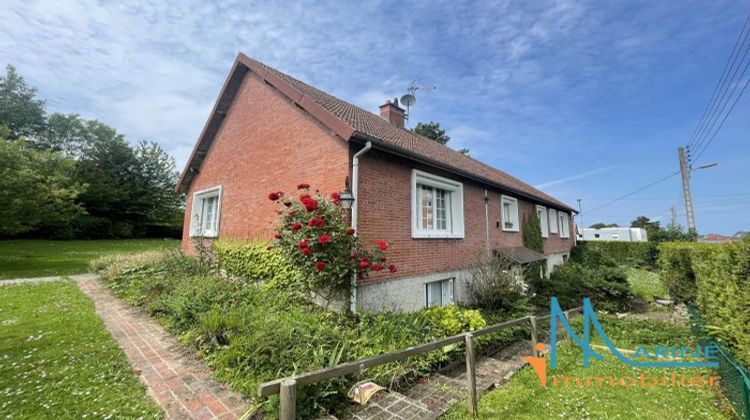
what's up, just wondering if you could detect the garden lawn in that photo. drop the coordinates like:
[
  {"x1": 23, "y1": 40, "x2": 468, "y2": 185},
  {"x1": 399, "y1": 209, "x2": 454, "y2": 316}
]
[
  {"x1": 445, "y1": 316, "x2": 732, "y2": 419},
  {"x1": 0, "y1": 239, "x2": 179, "y2": 279},
  {"x1": 0, "y1": 280, "x2": 161, "y2": 418},
  {"x1": 626, "y1": 267, "x2": 668, "y2": 302}
]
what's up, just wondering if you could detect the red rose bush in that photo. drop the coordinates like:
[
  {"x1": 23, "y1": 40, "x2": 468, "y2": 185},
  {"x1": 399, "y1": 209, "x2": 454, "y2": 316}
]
[{"x1": 269, "y1": 183, "x2": 396, "y2": 301}]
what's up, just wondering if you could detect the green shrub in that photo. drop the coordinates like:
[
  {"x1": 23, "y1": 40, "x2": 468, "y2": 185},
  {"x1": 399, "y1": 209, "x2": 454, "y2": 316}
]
[
  {"x1": 534, "y1": 263, "x2": 633, "y2": 312},
  {"x1": 214, "y1": 240, "x2": 303, "y2": 294},
  {"x1": 657, "y1": 239, "x2": 750, "y2": 365},
  {"x1": 690, "y1": 239, "x2": 750, "y2": 366},
  {"x1": 93, "y1": 250, "x2": 512, "y2": 417},
  {"x1": 573, "y1": 241, "x2": 659, "y2": 268},
  {"x1": 657, "y1": 242, "x2": 702, "y2": 303}
]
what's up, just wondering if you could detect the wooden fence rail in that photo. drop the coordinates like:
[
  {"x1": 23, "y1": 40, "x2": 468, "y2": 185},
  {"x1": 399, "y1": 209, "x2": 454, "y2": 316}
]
[{"x1": 259, "y1": 307, "x2": 582, "y2": 419}]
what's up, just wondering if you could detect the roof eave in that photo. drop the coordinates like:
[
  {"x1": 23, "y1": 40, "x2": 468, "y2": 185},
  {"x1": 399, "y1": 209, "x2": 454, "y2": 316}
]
[
  {"x1": 175, "y1": 53, "x2": 357, "y2": 194},
  {"x1": 350, "y1": 132, "x2": 577, "y2": 213}
]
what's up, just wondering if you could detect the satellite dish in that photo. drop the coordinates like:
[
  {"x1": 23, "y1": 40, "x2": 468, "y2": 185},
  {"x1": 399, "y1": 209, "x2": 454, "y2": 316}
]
[{"x1": 400, "y1": 94, "x2": 416, "y2": 107}]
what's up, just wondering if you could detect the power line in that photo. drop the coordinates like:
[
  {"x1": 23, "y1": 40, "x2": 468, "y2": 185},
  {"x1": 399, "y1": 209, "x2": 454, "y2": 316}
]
[
  {"x1": 580, "y1": 171, "x2": 680, "y2": 216},
  {"x1": 692, "y1": 65, "x2": 750, "y2": 162},
  {"x1": 687, "y1": 12, "x2": 750, "y2": 162},
  {"x1": 686, "y1": 13, "x2": 750, "y2": 151}
]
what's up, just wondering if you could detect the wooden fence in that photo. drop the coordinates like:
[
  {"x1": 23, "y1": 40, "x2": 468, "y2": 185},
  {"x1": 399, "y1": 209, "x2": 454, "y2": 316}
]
[{"x1": 258, "y1": 308, "x2": 582, "y2": 419}]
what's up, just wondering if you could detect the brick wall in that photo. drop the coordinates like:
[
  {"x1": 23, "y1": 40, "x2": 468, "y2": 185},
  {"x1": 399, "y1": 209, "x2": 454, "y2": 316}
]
[
  {"x1": 355, "y1": 148, "x2": 573, "y2": 285},
  {"x1": 181, "y1": 71, "x2": 349, "y2": 252}
]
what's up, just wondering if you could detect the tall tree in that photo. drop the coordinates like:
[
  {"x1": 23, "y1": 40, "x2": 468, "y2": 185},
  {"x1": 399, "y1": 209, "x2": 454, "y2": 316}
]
[
  {"x1": 413, "y1": 121, "x2": 450, "y2": 145},
  {"x1": 0, "y1": 135, "x2": 83, "y2": 236},
  {"x1": 589, "y1": 222, "x2": 619, "y2": 229},
  {"x1": 0, "y1": 65, "x2": 47, "y2": 139}
]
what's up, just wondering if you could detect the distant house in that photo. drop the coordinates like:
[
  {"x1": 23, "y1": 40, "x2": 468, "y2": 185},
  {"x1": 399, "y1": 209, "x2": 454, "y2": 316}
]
[
  {"x1": 699, "y1": 233, "x2": 734, "y2": 243},
  {"x1": 176, "y1": 53, "x2": 577, "y2": 312},
  {"x1": 579, "y1": 227, "x2": 648, "y2": 242},
  {"x1": 732, "y1": 231, "x2": 749, "y2": 241}
]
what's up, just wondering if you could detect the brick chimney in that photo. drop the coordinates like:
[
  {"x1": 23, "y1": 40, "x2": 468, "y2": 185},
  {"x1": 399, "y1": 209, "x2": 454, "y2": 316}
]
[{"x1": 379, "y1": 98, "x2": 406, "y2": 128}]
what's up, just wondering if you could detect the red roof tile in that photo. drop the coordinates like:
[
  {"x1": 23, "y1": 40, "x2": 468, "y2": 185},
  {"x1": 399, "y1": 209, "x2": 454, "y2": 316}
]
[{"x1": 178, "y1": 53, "x2": 575, "y2": 212}]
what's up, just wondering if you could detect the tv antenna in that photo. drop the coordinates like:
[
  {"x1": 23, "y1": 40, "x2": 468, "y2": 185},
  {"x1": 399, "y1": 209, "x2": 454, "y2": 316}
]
[{"x1": 400, "y1": 81, "x2": 435, "y2": 126}]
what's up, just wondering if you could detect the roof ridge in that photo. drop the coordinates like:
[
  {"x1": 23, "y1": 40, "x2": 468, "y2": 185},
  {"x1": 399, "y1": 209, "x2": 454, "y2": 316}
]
[{"x1": 179, "y1": 52, "x2": 574, "y2": 212}]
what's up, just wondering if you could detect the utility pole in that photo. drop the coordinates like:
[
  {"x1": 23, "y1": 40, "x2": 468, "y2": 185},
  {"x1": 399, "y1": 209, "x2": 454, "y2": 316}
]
[
  {"x1": 678, "y1": 147, "x2": 696, "y2": 232},
  {"x1": 670, "y1": 206, "x2": 678, "y2": 228}
]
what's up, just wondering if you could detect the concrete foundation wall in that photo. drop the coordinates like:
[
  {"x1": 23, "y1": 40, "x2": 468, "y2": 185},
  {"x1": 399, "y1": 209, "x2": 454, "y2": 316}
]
[{"x1": 357, "y1": 269, "x2": 475, "y2": 313}]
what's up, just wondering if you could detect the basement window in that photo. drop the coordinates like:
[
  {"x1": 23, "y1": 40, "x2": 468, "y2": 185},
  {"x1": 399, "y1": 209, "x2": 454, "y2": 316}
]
[
  {"x1": 501, "y1": 195, "x2": 520, "y2": 232},
  {"x1": 426, "y1": 278, "x2": 454, "y2": 308},
  {"x1": 412, "y1": 170, "x2": 464, "y2": 238},
  {"x1": 190, "y1": 186, "x2": 222, "y2": 238},
  {"x1": 536, "y1": 205, "x2": 549, "y2": 238}
]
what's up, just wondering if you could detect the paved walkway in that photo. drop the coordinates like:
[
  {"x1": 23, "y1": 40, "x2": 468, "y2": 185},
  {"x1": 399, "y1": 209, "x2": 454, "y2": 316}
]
[
  {"x1": 0, "y1": 273, "x2": 97, "y2": 286},
  {"x1": 77, "y1": 277, "x2": 250, "y2": 419}
]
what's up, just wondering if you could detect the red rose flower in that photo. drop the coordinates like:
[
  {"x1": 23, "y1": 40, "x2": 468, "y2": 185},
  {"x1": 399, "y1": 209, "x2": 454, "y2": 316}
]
[
  {"x1": 274, "y1": 233, "x2": 282, "y2": 239},
  {"x1": 348, "y1": 251, "x2": 357, "y2": 260},
  {"x1": 290, "y1": 222, "x2": 302, "y2": 231},
  {"x1": 303, "y1": 198, "x2": 319, "y2": 212},
  {"x1": 330, "y1": 192, "x2": 341, "y2": 205},
  {"x1": 318, "y1": 234, "x2": 332, "y2": 245},
  {"x1": 301, "y1": 248, "x2": 312, "y2": 256},
  {"x1": 388, "y1": 264, "x2": 398, "y2": 273},
  {"x1": 307, "y1": 218, "x2": 325, "y2": 227},
  {"x1": 346, "y1": 228, "x2": 355, "y2": 236},
  {"x1": 297, "y1": 183, "x2": 310, "y2": 190},
  {"x1": 376, "y1": 240, "x2": 389, "y2": 251},
  {"x1": 268, "y1": 192, "x2": 281, "y2": 201},
  {"x1": 358, "y1": 258, "x2": 370, "y2": 269},
  {"x1": 371, "y1": 263, "x2": 382, "y2": 271},
  {"x1": 298, "y1": 241, "x2": 308, "y2": 249},
  {"x1": 314, "y1": 261, "x2": 326, "y2": 271}
]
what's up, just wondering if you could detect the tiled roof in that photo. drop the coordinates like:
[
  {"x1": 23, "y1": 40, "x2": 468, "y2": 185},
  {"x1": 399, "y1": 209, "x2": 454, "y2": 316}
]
[
  {"x1": 178, "y1": 53, "x2": 574, "y2": 212},
  {"x1": 253, "y1": 59, "x2": 574, "y2": 212}
]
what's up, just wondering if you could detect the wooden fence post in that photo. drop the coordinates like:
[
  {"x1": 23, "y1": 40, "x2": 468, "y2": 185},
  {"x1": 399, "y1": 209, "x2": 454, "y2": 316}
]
[
  {"x1": 465, "y1": 332, "x2": 478, "y2": 417},
  {"x1": 529, "y1": 316, "x2": 538, "y2": 357},
  {"x1": 280, "y1": 378, "x2": 296, "y2": 420}
]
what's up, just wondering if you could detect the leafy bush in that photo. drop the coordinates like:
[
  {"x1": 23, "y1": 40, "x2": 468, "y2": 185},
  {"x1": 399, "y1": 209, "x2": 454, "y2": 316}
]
[
  {"x1": 657, "y1": 242, "x2": 705, "y2": 303},
  {"x1": 572, "y1": 241, "x2": 659, "y2": 268},
  {"x1": 467, "y1": 253, "x2": 527, "y2": 314},
  {"x1": 269, "y1": 184, "x2": 396, "y2": 303},
  {"x1": 534, "y1": 263, "x2": 633, "y2": 312},
  {"x1": 215, "y1": 240, "x2": 304, "y2": 295},
  {"x1": 94, "y1": 251, "x2": 514, "y2": 417}
]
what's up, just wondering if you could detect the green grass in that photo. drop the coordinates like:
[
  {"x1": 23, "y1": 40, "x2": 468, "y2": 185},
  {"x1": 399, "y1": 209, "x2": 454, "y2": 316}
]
[
  {"x1": 445, "y1": 316, "x2": 732, "y2": 419},
  {"x1": 626, "y1": 267, "x2": 668, "y2": 302},
  {"x1": 0, "y1": 280, "x2": 162, "y2": 418},
  {"x1": 0, "y1": 239, "x2": 179, "y2": 279}
]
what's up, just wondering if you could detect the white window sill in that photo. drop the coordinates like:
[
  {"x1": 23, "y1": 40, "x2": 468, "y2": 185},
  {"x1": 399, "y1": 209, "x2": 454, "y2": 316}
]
[
  {"x1": 412, "y1": 231, "x2": 464, "y2": 239},
  {"x1": 190, "y1": 232, "x2": 218, "y2": 238},
  {"x1": 501, "y1": 226, "x2": 520, "y2": 232}
]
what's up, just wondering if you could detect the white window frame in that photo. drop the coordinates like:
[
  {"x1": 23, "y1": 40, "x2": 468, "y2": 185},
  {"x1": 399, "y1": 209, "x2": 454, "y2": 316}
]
[
  {"x1": 411, "y1": 170, "x2": 465, "y2": 239},
  {"x1": 500, "y1": 195, "x2": 520, "y2": 232},
  {"x1": 536, "y1": 205, "x2": 549, "y2": 238},
  {"x1": 425, "y1": 278, "x2": 454, "y2": 308},
  {"x1": 189, "y1": 186, "x2": 222, "y2": 238},
  {"x1": 549, "y1": 209, "x2": 558, "y2": 234},
  {"x1": 559, "y1": 212, "x2": 570, "y2": 238}
]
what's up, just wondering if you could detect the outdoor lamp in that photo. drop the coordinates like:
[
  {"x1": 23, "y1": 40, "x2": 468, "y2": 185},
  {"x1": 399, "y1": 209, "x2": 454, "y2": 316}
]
[{"x1": 339, "y1": 188, "x2": 354, "y2": 209}]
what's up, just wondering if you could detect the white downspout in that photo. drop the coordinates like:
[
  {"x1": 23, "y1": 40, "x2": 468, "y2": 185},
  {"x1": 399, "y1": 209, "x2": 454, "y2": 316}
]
[
  {"x1": 484, "y1": 189, "x2": 491, "y2": 257},
  {"x1": 350, "y1": 141, "x2": 372, "y2": 314}
]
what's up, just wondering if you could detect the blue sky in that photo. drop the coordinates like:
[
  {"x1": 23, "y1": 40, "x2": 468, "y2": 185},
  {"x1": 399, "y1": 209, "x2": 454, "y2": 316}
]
[{"x1": 1, "y1": 0, "x2": 748, "y2": 234}]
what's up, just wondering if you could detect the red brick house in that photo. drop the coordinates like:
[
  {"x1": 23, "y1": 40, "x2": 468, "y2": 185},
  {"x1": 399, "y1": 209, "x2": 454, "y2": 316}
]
[{"x1": 177, "y1": 53, "x2": 577, "y2": 312}]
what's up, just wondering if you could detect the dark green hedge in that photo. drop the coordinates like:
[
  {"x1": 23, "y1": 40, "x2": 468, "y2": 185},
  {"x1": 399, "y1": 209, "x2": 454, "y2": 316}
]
[
  {"x1": 573, "y1": 241, "x2": 659, "y2": 268},
  {"x1": 658, "y1": 239, "x2": 750, "y2": 366}
]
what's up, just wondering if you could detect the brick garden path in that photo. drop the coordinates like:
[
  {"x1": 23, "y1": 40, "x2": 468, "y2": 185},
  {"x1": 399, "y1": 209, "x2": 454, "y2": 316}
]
[{"x1": 77, "y1": 278, "x2": 250, "y2": 419}]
